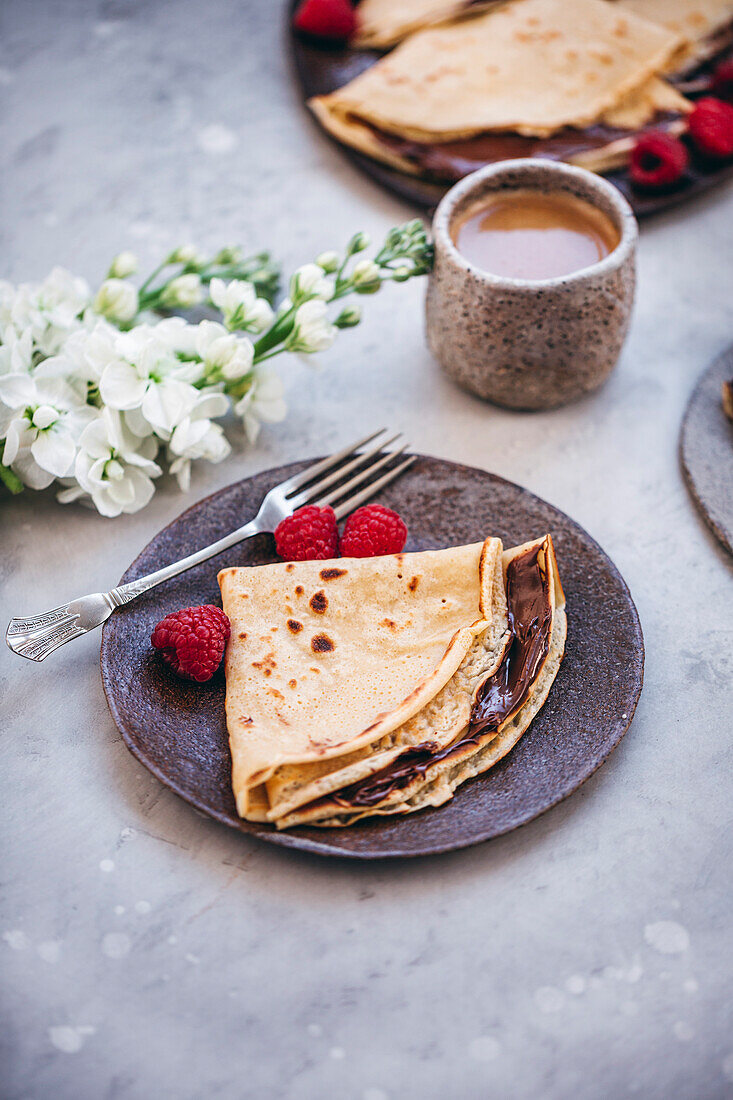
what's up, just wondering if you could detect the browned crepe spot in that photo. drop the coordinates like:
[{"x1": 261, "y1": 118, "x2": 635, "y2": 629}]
[
  {"x1": 311, "y1": 634, "x2": 335, "y2": 653},
  {"x1": 287, "y1": 619, "x2": 303, "y2": 634},
  {"x1": 309, "y1": 591, "x2": 328, "y2": 613},
  {"x1": 320, "y1": 567, "x2": 348, "y2": 580}
]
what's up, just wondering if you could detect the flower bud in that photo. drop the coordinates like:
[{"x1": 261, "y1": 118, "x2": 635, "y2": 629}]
[
  {"x1": 315, "y1": 250, "x2": 339, "y2": 273},
  {"x1": 290, "y1": 263, "x2": 333, "y2": 304},
  {"x1": 32, "y1": 404, "x2": 58, "y2": 430},
  {"x1": 346, "y1": 232, "x2": 370, "y2": 256},
  {"x1": 108, "y1": 251, "x2": 138, "y2": 279},
  {"x1": 334, "y1": 304, "x2": 361, "y2": 329},
  {"x1": 94, "y1": 278, "x2": 139, "y2": 323},
  {"x1": 392, "y1": 265, "x2": 412, "y2": 282},
  {"x1": 168, "y1": 244, "x2": 201, "y2": 266},
  {"x1": 352, "y1": 259, "x2": 381, "y2": 291},
  {"x1": 161, "y1": 274, "x2": 203, "y2": 309},
  {"x1": 214, "y1": 246, "x2": 243, "y2": 265}
]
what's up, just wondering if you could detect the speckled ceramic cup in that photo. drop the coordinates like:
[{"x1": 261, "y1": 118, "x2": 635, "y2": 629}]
[{"x1": 426, "y1": 159, "x2": 638, "y2": 410}]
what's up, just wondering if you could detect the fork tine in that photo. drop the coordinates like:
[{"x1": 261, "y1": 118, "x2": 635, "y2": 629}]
[
  {"x1": 275, "y1": 429, "x2": 390, "y2": 495},
  {"x1": 288, "y1": 432, "x2": 403, "y2": 506},
  {"x1": 315, "y1": 445, "x2": 408, "y2": 508},
  {"x1": 331, "y1": 456, "x2": 417, "y2": 521}
]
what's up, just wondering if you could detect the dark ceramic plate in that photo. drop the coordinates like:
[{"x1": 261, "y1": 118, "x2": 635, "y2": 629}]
[
  {"x1": 680, "y1": 343, "x2": 733, "y2": 556},
  {"x1": 289, "y1": 7, "x2": 733, "y2": 218},
  {"x1": 100, "y1": 456, "x2": 644, "y2": 859}
]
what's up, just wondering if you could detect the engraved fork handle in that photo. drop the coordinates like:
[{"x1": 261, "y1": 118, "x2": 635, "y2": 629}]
[{"x1": 6, "y1": 518, "x2": 264, "y2": 662}]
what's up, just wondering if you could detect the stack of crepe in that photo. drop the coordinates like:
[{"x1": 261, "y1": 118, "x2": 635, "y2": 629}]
[
  {"x1": 219, "y1": 533, "x2": 566, "y2": 829},
  {"x1": 311, "y1": 0, "x2": 733, "y2": 182}
]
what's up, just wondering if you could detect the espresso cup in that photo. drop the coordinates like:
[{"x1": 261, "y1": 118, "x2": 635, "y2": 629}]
[{"x1": 425, "y1": 159, "x2": 638, "y2": 410}]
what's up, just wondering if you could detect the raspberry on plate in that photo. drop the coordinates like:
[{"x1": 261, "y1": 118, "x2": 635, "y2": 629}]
[
  {"x1": 629, "y1": 131, "x2": 688, "y2": 189},
  {"x1": 151, "y1": 605, "x2": 230, "y2": 683},
  {"x1": 274, "y1": 504, "x2": 339, "y2": 561},
  {"x1": 293, "y1": 0, "x2": 356, "y2": 40},
  {"x1": 711, "y1": 59, "x2": 733, "y2": 103},
  {"x1": 340, "y1": 504, "x2": 407, "y2": 558},
  {"x1": 688, "y1": 97, "x2": 733, "y2": 159}
]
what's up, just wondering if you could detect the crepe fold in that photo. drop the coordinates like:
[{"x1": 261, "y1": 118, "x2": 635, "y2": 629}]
[
  {"x1": 219, "y1": 535, "x2": 566, "y2": 830},
  {"x1": 617, "y1": 0, "x2": 733, "y2": 63},
  {"x1": 353, "y1": 0, "x2": 499, "y2": 49}
]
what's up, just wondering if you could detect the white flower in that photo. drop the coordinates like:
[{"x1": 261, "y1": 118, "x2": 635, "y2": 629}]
[
  {"x1": 0, "y1": 373, "x2": 93, "y2": 489},
  {"x1": 234, "y1": 369, "x2": 287, "y2": 443},
  {"x1": 97, "y1": 323, "x2": 202, "y2": 435},
  {"x1": 167, "y1": 389, "x2": 231, "y2": 491},
  {"x1": 161, "y1": 274, "x2": 203, "y2": 309},
  {"x1": 194, "y1": 320, "x2": 254, "y2": 382},
  {"x1": 285, "y1": 299, "x2": 337, "y2": 355},
  {"x1": 93, "y1": 278, "x2": 139, "y2": 324},
  {"x1": 209, "y1": 278, "x2": 273, "y2": 333},
  {"x1": 108, "y1": 251, "x2": 138, "y2": 279},
  {"x1": 0, "y1": 268, "x2": 90, "y2": 356},
  {"x1": 57, "y1": 407, "x2": 162, "y2": 517},
  {"x1": 0, "y1": 326, "x2": 33, "y2": 376},
  {"x1": 289, "y1": 263, "x2": 333, "y2": 304}
]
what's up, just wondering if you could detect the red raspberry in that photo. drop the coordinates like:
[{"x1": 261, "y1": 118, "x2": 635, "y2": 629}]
[
  {"x1": 340, "y1": 504, "x2": 407, "y2": 558},
  {"x1": 151, "y1": 605, "x2": 230, "y2": 682},
  {"x1": 274, "y1": 504, "x2": 339, "y2": 561},
  {"x1": 688, "y1": 97, "x2": 733, "y2": 159},
  {"x1": 711, "y1": 59, "x2": 733, "y2": 102},
  {"x1": 629, "y1": 131, "x2": 688, "y2": 189},
  {"x1": 293, "y1": 0, "x2": 355, "y2": 40}
]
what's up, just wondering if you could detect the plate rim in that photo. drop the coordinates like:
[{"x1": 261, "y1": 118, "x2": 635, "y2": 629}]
[
  {"x1": 100, "y1": 455, "x2": 645, "y2": 860},
  {"x1": 679, "y1": 342, "x2": 733, "y2": 558}
]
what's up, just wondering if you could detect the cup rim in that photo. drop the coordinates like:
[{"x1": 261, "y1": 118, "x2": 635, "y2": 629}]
[{"x1": 432, "y1": 158, "x2": 638, "y2": 289}]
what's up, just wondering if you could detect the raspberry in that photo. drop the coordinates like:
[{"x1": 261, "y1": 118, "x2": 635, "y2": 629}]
[
  {"x1": 274, "y1": 504, "x2": 339, "y2": 561},
  {"x1": 293, "y1": 0, "x2": 356, "y2": 40},
  {"x1": 151, "y1": 605, "x2": 230, "y2": 682},
  {"x1": 340, "y1": 504, "x2": 407, "y2": 558},
  {"x1": 629, "y1": 131, "x2": 688, "y2": 189},
  {"x1": 711, "y1": 59, "x2": 733, "y2": 102},
  {"x1": 688, "y1": 97, "x2": 733, "y2": 159}
]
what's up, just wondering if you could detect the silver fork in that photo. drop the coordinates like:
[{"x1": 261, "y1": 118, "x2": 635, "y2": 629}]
[{"x1": 6, "y1": 429, "x2": 415, "y2": 663}]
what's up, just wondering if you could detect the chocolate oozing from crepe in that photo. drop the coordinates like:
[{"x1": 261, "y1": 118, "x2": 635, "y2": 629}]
[
  {"x1": 367, "y1": 115, "x2": 681, "y2": 181},
  {"x1": 318, "y1": 542, "x2": 552, "y2": 810}
]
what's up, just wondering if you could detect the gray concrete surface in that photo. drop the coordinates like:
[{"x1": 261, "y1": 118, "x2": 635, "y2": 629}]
[{"x1": 1, "y1": 2, "x2": 732, "y2": 1098}]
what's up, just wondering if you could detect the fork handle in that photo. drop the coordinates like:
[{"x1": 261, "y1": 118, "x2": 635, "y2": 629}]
[
  {"x1": 6, "y1": 518, "x2": 265, "y2": 662},
  {"x1": 109, "y1": 518, "x2": 263, "y2": 604}
]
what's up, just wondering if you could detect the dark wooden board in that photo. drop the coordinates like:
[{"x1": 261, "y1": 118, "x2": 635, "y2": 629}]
[{"x1": 100, "y1": 456, "x2": 644, "y2": 859}]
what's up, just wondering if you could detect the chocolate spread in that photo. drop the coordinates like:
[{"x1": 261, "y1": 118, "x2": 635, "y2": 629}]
[
  {"x1": 327, "y1": 542, "x2": 553, "y2": 810},
  {"x1": 370, "y1": 120, "x2": 673, "y2": 182}
]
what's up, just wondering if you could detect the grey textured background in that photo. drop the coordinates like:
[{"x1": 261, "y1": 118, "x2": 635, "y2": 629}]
[{"x1": 1, "y1": 2, "x2": 732, "y2": 1098}]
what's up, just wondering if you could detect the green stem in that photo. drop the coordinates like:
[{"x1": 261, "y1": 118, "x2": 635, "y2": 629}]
[{"x1": 137, "y1": 260, "x2": 171, "y2": 296}]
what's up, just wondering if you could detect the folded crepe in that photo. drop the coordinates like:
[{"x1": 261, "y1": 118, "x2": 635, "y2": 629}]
[
  {"x1": 617, "y1": 0, "x2": 733, "y2": 63},
  {"x1": 219, "y1": 534, "x2": 566, "y2": 829},
  {"x1": 353, "y1": 0, "x2": 499, "y2": 49},
  {"x1": 310, "y1": 0, "x2": 689, "y2": 180}
]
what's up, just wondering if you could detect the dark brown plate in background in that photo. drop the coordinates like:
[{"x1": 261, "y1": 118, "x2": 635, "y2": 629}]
[
  {"x1": 101, "y1": 456, "x2": 644, "y2": 859},
  {"x1": 680, "y1": 342, "x2": 733, "y2": 556},
  {"x1": 289, "y1": 5, "x2": 733, "y2": 218}
]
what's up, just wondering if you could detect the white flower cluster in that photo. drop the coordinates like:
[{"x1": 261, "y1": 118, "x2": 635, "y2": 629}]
[
  {"x1": 0, "y1": 223, "x2": 432, "y2": 518},
  {"x1": 0, "y1": 266, "x2": 285, "y2": 516}
]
